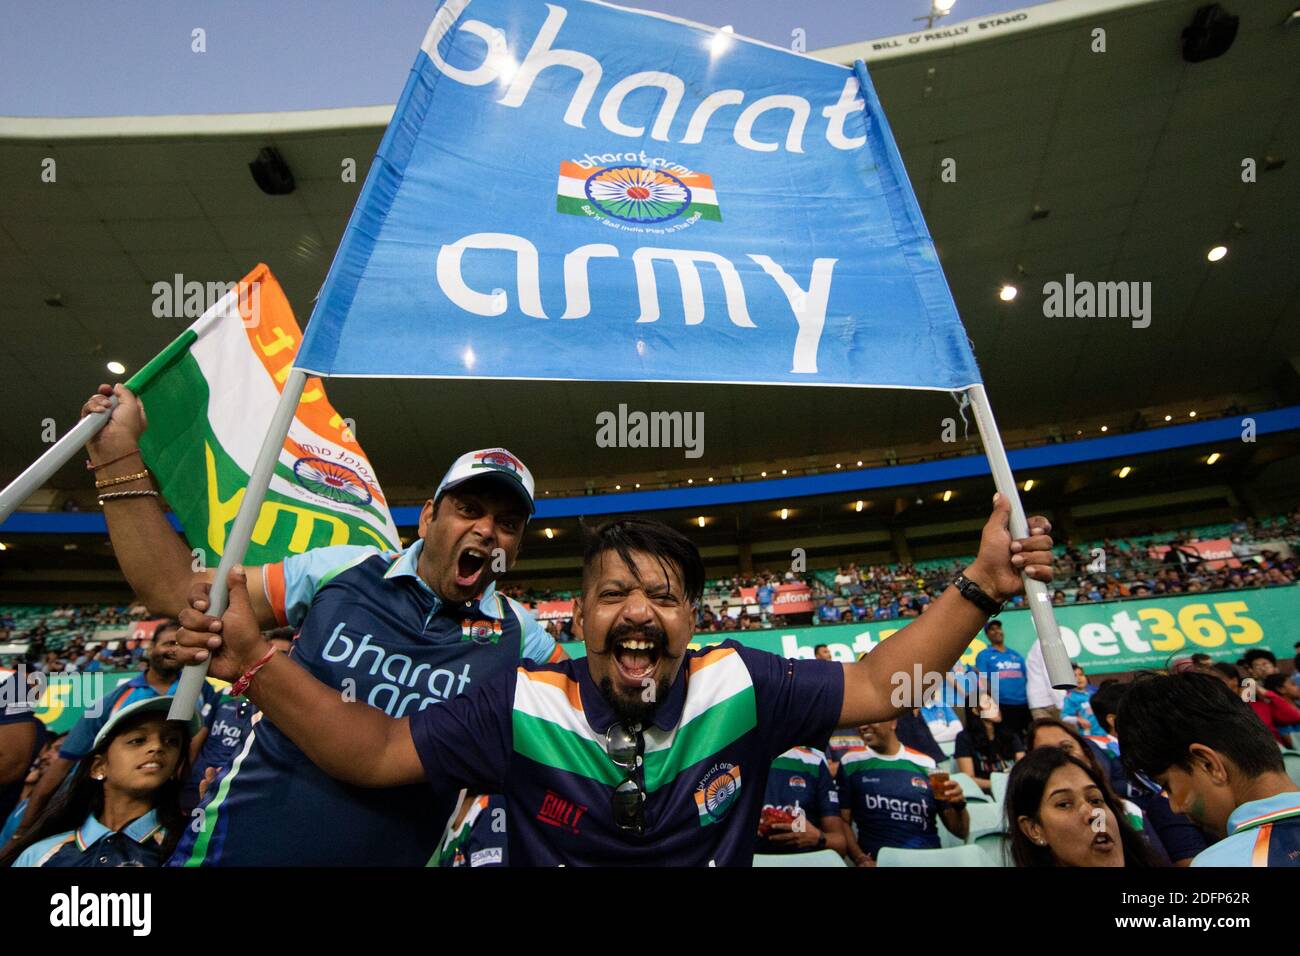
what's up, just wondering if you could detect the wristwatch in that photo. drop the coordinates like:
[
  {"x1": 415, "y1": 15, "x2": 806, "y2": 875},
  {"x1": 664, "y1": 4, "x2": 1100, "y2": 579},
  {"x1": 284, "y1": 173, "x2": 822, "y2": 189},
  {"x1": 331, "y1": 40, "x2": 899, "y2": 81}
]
[{"x1": 953, "y1": 573, "x2": 1003, "y2": 617}]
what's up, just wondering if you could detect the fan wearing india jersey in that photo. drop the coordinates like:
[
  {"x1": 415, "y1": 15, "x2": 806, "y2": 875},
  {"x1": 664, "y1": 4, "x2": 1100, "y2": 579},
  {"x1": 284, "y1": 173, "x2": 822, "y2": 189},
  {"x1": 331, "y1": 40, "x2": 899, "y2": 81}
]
[
  {"x1": 79, "y1": 386, "x2": 560, "y2": 866},
  {"x1": 755, "y1": 747, "x2": 847, "y2": 857},
  {"x1": 1118, "y1": 672, "x2": 1300, "y2": 867},
  {"x1": 837, "y1": 720, "x2": 968, "y2": 864},
  {"x1": 172, "y1": 497, "x2": 1054, "y2": 866}
]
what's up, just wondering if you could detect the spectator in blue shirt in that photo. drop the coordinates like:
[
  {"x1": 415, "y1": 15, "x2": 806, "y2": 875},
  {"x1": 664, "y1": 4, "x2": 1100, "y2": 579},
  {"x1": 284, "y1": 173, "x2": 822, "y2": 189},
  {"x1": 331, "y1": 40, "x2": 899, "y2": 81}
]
[
  {"x1": 1118, "y1": 672, "x2": 1300, "y2": 866},
  {"x1": 975, "y1": 620, "x2": 1030, "y2": 736},
  {"x1": 170, "y1": 500, "x2": 1057, "y2": 865},
  {"x1": 850, "y1": 596, "x2": 870, "y2": 621},
  {"x1": 1060, "y1": 664, "x2": 1097, "y2": 735},
  {"x1": 756, "y1": 582, "x2": 774, "y2": 614},
  {"x1": 921, "y1": 701, "x2": 962, "y2": 744},
  {"x1": 817, "y1": 601, "x2": 840, "y2": 624},
  {"x1": 3, "y1": 697, "x2": 199, "y2": 867}
]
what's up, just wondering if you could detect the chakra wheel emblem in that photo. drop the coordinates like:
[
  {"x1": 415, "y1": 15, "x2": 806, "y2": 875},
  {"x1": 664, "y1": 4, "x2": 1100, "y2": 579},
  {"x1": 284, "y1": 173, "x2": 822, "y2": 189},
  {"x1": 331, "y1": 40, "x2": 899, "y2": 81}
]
[
  {"x1": 292, "y1": 457, "x2": 372, "y2": 506},
  {"x1": 584, "y1": 165, "x2": 692, "y2": 224}
]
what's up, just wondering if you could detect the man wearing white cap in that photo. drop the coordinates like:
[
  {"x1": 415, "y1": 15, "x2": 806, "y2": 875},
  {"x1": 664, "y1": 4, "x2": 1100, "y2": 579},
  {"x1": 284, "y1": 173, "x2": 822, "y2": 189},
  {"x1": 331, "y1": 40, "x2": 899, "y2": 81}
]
[{"x1": 79, "y1": 385, "x2": 560, "y2": 865}]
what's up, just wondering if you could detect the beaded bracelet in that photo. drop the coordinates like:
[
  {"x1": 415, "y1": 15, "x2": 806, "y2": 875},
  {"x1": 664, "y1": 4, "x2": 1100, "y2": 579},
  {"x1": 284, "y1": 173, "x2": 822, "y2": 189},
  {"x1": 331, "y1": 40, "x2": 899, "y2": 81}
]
[{"x1": 95, "y1": 468, "x2": 150, "y2": 490}]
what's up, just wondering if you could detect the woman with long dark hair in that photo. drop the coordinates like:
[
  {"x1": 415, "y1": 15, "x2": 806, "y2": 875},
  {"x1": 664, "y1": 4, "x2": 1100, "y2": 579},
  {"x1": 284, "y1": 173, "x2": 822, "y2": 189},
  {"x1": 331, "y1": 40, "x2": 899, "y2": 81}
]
[
  {"x1": 1005, "y1": 746, "x2": 1161, "y2": 867},
  {"x1": 3, "y1": 697, "x2": 196, "y2": 867},
  {"x1": 953, "y1": 692, "x2": 1023, "y2": 793}
]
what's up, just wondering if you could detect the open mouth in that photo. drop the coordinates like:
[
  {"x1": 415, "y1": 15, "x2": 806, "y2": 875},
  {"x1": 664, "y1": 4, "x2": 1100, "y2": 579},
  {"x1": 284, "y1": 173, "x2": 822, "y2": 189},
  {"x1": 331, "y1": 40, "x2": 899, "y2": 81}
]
[
  {"x1": 137, "y1": 760, "x2": 163, "y2": 773},
  {"x1": 612, "y1": 634, "x2": 662, "y2": 686},
  {"x1": 455, "y1": 546, "x2": 488, "y2": 588},
  {"x1": 1092, "y1": 831, "x2": 1115, "y2": 849}
]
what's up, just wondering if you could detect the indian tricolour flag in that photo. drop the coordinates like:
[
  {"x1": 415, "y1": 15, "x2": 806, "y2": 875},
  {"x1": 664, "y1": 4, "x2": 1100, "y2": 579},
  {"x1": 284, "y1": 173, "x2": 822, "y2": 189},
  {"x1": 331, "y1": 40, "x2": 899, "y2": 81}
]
[
  {"x1": 556, "y1": 161, "x2": 721, "y2": 222},
  {"x1": 126, "y1": 263, "x2": 400, "y2": 566}
]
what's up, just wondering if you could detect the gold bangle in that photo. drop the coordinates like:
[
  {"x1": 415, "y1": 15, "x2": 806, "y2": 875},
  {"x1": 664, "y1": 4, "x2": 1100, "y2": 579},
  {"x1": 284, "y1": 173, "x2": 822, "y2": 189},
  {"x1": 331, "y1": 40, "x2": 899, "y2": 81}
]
[
  {"x1": 98, "y1": 489, "x2": 159, "y2": 507},
  {"x1": 94, "y1": 469, "x2": 150, "y2": 490}
]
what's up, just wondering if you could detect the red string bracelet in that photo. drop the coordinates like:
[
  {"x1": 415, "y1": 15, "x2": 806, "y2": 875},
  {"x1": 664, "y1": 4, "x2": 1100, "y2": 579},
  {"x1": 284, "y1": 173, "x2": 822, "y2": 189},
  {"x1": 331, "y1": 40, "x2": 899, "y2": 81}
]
[{"x1": 231, "y1": 648, "x2": 278, "y2": 697}]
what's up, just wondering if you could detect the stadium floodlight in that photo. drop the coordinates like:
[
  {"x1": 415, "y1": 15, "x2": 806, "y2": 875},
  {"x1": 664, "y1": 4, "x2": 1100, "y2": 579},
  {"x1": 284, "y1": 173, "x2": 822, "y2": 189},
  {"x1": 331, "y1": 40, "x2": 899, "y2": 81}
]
[
  {"x1": 933, "y1": 0, "x2": 958, "y2": 13},
  {"x1": 999, "y1": 284, "x2": 1018, "y2": 302},
  {"x1": 780, "y1": 508, "x2": 789, "y2": 520},
  {"x1": 1165, "y1": 414, "x2": 1173, "y2": 421},
  {"x1": 1189, "y1": 410, "x2": 1198, "y2": 417},
  {"x1": 856, "y1": 460, "x2": 863, "y2": 466},
  {"x1": 1208, "y1": 245, "x2": 1228, "y2": 261},
  {"x1": 1101, "y1": 425, "x2": 1108, "y2": 432},
  {"x1": 855, "y1": 499, "x2": 864, "y2": 511},
  {"x1": 0, "y1": 542, "x2": 6, "y2": 551},
  {"x1": 781, "y1": 468, "x2": 788, "y2": 475},
  {"x1": 942, "y1": 489, "x2": 953, "y2": 502},
  {"x1": 707, "y1": 477, "x2": 714, "y2": 482},
  {"x1": 1207, "y1": 452, "x2": 1221, "y2": 465},
  {"x1": 106, "y1": 360, "x2": 126, "y2": 375},
  {"x1": 697, "y1": 515, "x2": 706, "y2": 527},
  {"x1": 1023, "y1": 479, "x2": 1034, "y2": 491},
  {"x1": 1118, "y1": 466, "x2": 1132, "y2": 478},
  {"x1": 760, "y1": 470, "x2": 767, "y2": 477},
  {"x1": 544, "y1": 527, "x2": 554, "y2": 539}
]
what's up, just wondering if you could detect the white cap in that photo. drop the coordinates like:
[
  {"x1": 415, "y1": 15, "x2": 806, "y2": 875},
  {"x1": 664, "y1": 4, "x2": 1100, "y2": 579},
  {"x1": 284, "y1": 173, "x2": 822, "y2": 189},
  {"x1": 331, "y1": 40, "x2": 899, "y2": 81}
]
[{"x1": 434, "y1": 448, "x2": 536, "y2": 515}]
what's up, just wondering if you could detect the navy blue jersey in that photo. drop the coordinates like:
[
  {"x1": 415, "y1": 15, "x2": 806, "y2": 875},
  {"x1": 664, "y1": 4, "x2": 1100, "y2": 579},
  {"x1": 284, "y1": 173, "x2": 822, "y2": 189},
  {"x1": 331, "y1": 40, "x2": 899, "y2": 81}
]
[
  {"x1": 836, "y1": 746, "x2": 955, "y2": 858},
  {"x1": 170, "y1": 541, "x2": 556, "y2": 866},
  {"x1": 411, "y1": 642, "x2": 844, "y2": 866},
  {"x1": 14, "y1": 810, "x2": 166, "y2": 867},
  {"x1": 756, "y1": 746, "x2": 839, "y2": 854}
]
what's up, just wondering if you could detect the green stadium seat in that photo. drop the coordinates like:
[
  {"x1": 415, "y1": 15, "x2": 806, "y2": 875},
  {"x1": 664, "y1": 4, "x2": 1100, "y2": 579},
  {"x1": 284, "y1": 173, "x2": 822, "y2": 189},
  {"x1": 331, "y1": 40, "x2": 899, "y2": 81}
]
[
  {"x1": 990, "y1": 771, "x2": 1010, "y2": 805},
  {"x1": 965, "y1": 801, "x2": 1005, "y2": 840},
  {"x1": 973, "y1": 831, "x2": 1010, "y2": 866},
  {"x1": 1282, "y1": 752, "x2": 1300, "y2": 789},
  {"x1": 876, "y1": 844, "x2": 989, "y2": 867},
  {"x1": 752, "y1": 849, "x2": 847, "y2": 867},
  {"x1": 950, "y1": 772, "x2": 992, "y2": 803}
]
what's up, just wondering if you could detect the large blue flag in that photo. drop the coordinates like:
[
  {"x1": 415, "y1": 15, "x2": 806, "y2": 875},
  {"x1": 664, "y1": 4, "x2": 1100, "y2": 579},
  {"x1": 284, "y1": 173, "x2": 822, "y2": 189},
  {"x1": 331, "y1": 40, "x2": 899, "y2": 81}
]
[{"x1": 297, "y1": 0, "x2": 981, "y2": 391}]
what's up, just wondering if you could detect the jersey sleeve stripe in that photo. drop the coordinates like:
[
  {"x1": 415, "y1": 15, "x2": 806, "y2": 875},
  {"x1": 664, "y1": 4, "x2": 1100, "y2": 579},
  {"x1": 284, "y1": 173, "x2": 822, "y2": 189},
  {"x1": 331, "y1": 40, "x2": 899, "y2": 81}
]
[
  {"x1": 262, "y1": 562, "x2": 288, "y2": 628},
  {"x1": 1252, "y1": 824, "x2": 1271, "y2": 867},
  {"x1": 546, "y1": 644, "x2": 567, "y2": 664},
  {"x1": 520, "y1": 667, "x2": 585, "y2": 712},
  {"x1": 686, "y1": 646, "x2": 735, "y2": 674}
]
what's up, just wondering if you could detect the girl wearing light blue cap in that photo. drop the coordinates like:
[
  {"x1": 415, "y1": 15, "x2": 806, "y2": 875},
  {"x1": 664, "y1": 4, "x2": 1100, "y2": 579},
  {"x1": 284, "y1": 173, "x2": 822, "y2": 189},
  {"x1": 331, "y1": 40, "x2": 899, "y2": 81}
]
[{"x1": 3, "y1": 696, "x2": 199, "y2": 867}]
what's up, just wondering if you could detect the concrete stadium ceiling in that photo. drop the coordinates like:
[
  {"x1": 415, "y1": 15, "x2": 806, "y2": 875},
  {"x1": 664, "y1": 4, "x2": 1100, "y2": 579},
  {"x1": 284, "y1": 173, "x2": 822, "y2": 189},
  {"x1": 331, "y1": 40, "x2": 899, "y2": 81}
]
[{"x1": 1, "y1": 0, "x2": 1297, "y2": 502}]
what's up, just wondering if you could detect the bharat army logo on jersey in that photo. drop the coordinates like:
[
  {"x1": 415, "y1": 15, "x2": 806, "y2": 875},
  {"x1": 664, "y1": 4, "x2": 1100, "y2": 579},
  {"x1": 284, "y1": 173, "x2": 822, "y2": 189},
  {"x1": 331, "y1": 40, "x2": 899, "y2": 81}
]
[
  {"x1": 911, "y1": 776, "x2": 930, "y2": 791},
  {"x1": 788, "y1": 775, "x2": 807, "y2": 789},
  {"x1": 557, "y1": 154, "x2": 720, "y2": 233},
  {"x1": 695, "y1": 762, "x2": 742, "y2": 826},
  {"x1": 462, "y1": 618, "x2": 503, "y2": 645}
]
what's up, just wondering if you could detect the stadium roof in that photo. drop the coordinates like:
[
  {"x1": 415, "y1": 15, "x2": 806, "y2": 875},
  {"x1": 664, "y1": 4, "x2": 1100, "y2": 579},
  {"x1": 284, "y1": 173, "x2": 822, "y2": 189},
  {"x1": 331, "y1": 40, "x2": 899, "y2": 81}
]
[{"x1": 1, "y1": 0, "x2": 1297, "y2": 502}]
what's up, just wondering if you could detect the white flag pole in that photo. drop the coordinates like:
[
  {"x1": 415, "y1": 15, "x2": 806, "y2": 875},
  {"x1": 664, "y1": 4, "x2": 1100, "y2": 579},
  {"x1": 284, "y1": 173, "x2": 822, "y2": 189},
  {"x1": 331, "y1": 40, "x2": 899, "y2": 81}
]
[
  {"x1": 966, "y1": 383, "x2": 1075, "y2": 690},
  {"x1": 0, "y1": 397, "x2": 118, "y2": 524},
  {"x1": 167, "y1": 368, "x2": 309, "y2": 720}
]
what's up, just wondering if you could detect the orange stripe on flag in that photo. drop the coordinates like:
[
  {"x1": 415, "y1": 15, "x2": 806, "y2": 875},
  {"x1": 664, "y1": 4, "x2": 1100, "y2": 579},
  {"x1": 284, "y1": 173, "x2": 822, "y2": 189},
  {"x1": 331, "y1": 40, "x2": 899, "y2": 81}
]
[{"x1": 559, "y1": 161, "x2": 599, "y2": 179}]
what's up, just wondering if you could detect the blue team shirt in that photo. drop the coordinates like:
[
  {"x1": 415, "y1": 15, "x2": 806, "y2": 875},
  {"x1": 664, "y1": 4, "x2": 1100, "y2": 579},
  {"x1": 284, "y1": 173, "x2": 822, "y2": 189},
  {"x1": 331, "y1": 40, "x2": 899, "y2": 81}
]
[
  {"x1": 170, "y1": 540, "x2": 556, "y2": 866},
  {"x1": 60, "y1": 672, "x2": 218, "y2": 761},
  {"x1": 836, "y1": 745, "x2": 957, "y2": 857},
  {"x1": 756, "y1": 746, "x2": 839, "y2": 854},
  {"x1": 14, "y1": 810, "x2": 165, "y2": 867},
  {"x1": 1193, "y1": 790, "x2": 1300, "y2": 867},
  {"x1": 975, "y1": 646, "x2": 1028, "y2": 706},
  {"x1": 1061, "y1": 687, "x2": 1097, "y2": 733},
  {"x1": 410, "y1": 641, "x2": 844, "y2": 866}
]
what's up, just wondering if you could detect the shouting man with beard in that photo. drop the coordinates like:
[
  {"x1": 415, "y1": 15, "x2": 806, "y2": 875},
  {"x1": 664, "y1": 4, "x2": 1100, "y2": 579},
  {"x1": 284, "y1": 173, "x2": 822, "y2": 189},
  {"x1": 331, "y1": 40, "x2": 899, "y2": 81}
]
[
  {"x1": 174, "y1": 496, "x2": 1053, "y2": 864},
  {"x1": 76, "y1": 385, "x2": 563, "y2": 866}
]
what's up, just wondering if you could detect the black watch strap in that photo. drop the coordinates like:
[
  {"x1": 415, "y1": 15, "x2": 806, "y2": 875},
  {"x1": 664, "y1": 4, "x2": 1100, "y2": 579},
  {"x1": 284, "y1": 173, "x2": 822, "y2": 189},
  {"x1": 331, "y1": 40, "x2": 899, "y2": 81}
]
[{"x1": 954, "y1": 573, "x2": 1003, "y2": 616}]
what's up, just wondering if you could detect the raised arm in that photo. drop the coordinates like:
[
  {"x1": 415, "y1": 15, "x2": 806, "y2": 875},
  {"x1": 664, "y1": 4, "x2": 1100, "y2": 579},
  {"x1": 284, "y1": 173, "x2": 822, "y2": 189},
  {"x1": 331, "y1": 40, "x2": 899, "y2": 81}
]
[
  {"x1": 81, "y1": 384, "x2": 276, "y2": 628},
  {"x1": 838, "y1": 495, "x2": 1054, "y2": 727},
  {"x1": 173, "y1": 568, "x2": 422, "y2": 788}
]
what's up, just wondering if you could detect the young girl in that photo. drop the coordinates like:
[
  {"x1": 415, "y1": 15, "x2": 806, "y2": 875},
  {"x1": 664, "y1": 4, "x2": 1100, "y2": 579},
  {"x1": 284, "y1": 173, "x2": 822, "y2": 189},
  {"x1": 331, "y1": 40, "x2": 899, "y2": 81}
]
[{"x1": 2, "y1": 697, "x2": 197, "y2": 867}]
